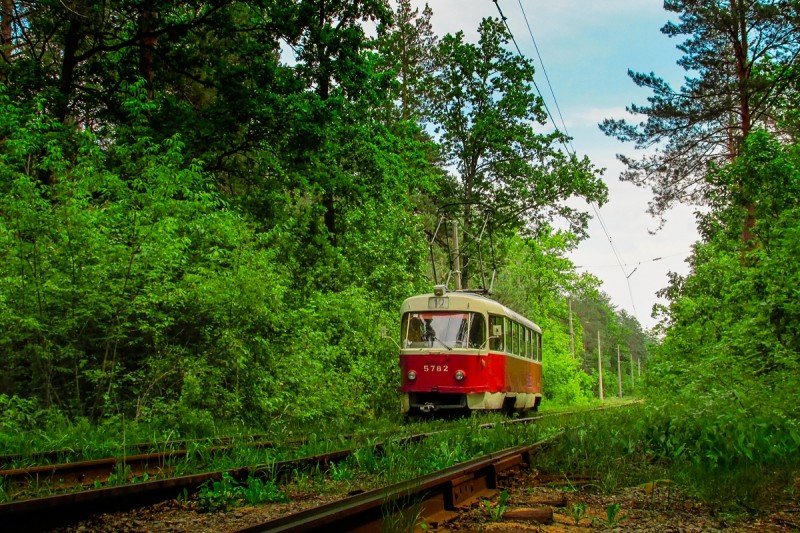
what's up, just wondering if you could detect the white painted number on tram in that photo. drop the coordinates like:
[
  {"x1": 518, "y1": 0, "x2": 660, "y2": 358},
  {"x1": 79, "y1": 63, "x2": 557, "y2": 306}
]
[{"x1": 423, "y1": 365, "x2": 449, "y2": 372}]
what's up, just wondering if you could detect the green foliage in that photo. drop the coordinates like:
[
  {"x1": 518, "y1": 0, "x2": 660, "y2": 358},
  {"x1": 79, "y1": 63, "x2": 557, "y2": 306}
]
[
  {"x1": 647, "y1": 134, "x2": 800, "y2": 503},
  {"x1": 482, "y1": 490, "x2": 509, "y2": 522},
  {"x1": 605, "y1": 502, "x2": 622, "y2": 526},
  {"x1": 426, "y1": 19, "x2": 607, "y2": 239},
  {"x1": 570, "y1": 502, "x2": 587, "y2": 525},
  {"x1": 196, "y1": 473, "x2": 288, "y2": 512},
  {"x1": 196, "y1": 473, "x2": 240, "y2": 513},
  {"x1": 0, "y1": 0, "x2": 629, "y2": 437},
  {"x1": 335, "y1": 415, "x2": 553, "y2": 486},
  {"x1": 0, "y1": 394, "x2": 39, "y2": 431}
]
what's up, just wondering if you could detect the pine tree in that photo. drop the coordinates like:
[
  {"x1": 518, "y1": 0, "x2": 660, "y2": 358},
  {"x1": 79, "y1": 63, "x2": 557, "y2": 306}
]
[{"x1": 601, "y1": 0, "x2": 800, "y2": 243}]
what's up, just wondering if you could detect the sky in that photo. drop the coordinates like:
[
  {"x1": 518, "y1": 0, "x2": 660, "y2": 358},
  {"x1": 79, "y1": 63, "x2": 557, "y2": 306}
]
[{"x1": 410, "y1": 0, "x2": 700, "y2": 330}]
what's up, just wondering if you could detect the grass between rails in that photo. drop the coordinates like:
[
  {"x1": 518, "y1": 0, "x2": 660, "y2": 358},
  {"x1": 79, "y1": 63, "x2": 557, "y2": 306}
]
[
  {"x1": 0, "y1": 417, "x2": 413, "y2": 503},
  {"x1": 7, "y1": 399, "x2": 796, "y2": 523}
]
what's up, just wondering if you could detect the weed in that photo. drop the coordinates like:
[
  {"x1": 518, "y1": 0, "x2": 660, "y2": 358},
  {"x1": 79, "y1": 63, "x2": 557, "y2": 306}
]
[
  {"x1": 598, "y1": 470, "x2": 619, "y2": 494},
  {"x1": 570, "y1": 502, "x2": 587, "y2": 525},
  {"x1": 197, "y1": 472, "x2": 241, "y2": 512},
  {"x1": 328, "y1": 462, "x2": 353, "y2": 482},
  {"x1": 195, "y1": 472, "x2": 290, "y2": 512},
  {"x1": 380, "y1": 499, "x2": 426, "y2": 533},
  {"x1": 106, "y1": 464, "x2": 132, "y2": 486},
  {"x1": 351, "y1": 442, "x2": 381, "y2": 473},
  {"x1": 241, "y1": 476, "x2": 289, "y2": 505},
  {"x1": 482, "y1": 490, "x2": 509, "y2": 521},
  {"x1": 605, "y1": 502, "x2": 622, "y2": 526}
]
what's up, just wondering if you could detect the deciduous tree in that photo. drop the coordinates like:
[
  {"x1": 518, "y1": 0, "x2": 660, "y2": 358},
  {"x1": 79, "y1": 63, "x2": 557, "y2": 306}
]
[{"x1": 425, "y1": 18, "x2": 606, "y2": 286}]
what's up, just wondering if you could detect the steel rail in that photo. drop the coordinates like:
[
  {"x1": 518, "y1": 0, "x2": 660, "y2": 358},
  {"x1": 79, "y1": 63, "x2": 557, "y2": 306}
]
[
  {"x1": 0, "y1": 430, "x2": 392, "y2": 492},
  {"x1": 0, "y1": 433, "x2": 431, "y2": 531},
  {"x1": 0, "y1": 404, "x2": 635, "y2": 530},
  {"x1": 235, "y1": 440, "x2": 550, "y2": 533},
  {"x1": 0, "y1": 440, "x2": 283, "y2": 492},
  {"x1": 0, "y1": 452, "x2": 344, "y2": 531},
  {"x1": 0, "y1": 434, "x2": 274, "y2": 469}
]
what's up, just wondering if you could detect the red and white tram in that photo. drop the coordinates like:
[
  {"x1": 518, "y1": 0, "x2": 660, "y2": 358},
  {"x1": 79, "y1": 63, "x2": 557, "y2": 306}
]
[{"x1": 399, "y1": 285, "x2": 542, "y2": 416}]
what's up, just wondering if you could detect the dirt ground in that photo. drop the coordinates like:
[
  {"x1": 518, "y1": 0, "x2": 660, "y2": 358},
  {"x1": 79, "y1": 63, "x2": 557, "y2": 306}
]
[{"x1": 444, "y1": 468, "x2": 800, "y2": 532}]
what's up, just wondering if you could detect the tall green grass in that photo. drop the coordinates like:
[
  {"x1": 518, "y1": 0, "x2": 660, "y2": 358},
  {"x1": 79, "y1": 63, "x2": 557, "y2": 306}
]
[{"x1": 534, "y1": 403, "x2": 800, "y2": 512}]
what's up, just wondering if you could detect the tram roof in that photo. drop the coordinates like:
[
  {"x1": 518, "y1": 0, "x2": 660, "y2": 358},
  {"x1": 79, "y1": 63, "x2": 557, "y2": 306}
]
[{"x1": 401, "y1": 289, "x2": 541, "y2": 333}]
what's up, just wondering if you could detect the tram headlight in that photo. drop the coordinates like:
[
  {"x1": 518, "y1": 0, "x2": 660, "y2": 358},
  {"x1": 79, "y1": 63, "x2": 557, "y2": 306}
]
[
  {"x1": 407, "y1": 370, "x2": 417, "y2": 381},
  {"x1": 455, "y1": 370, "x2": 466, "y2": 381}
]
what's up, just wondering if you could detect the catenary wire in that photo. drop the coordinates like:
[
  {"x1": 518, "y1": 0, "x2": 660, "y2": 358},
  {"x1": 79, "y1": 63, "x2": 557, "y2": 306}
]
[{"x1": 493, "y1": 0, "x2": 639, "y2": 318}]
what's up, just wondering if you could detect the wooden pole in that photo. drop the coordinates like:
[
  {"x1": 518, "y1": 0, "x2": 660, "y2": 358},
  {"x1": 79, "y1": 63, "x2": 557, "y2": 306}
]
[
  {"x1": 568, "y1": 298, "x2": 575, "y2": 359},
  {"x1": 453, "y1": 221, "x2": 462, "y2": 290},
  {"x1": 617, "y1": 345, "x2": 622, "y2": 398},
  {"x1": 597, "y1": 331, "x2": 604, "y2": 401},
  {"x1": 630, "y1": 353, "x2": 635, "y2": 388}
]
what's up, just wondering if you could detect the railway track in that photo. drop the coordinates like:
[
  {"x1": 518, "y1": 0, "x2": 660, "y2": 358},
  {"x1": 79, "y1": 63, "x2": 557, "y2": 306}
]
[
  {"x1": 0, "y1": 403, "x2": 639, "y2": 531},
  {"x1": 0, "y1": 434, "x2": 273, "y2": 469},
  {"x1": 0, "y1": 442, "x2": 274, "y2": 493},
  {"x1": 236, "y1": 439, "x2": 553, "y2": 532},
  {"x1": 0, "y1": 431, "x2": 434, "y2": 531},
  {"x1": 0, "y1": 429, "x2": 399, "y2": 495}
]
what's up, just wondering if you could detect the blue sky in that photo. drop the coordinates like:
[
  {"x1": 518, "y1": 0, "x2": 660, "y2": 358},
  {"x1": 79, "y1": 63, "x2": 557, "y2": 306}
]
[{"x1": 411, "y1": 0, "x2": 700, "y2": 329}]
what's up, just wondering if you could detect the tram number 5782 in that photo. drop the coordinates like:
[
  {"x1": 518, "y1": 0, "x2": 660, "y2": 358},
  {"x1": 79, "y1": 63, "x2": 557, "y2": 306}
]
[{"x1": 423, "y1": 365, "x2": 448, "y2": 372}]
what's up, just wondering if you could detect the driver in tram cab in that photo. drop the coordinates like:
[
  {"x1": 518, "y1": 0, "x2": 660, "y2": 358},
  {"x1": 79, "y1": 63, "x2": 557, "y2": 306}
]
[
  {"x1": 423, "y1": 318, "x2": 436, "y2": 346},
  {"x1": 408, "y1": 315, "x2": 424, "y2": 346}
]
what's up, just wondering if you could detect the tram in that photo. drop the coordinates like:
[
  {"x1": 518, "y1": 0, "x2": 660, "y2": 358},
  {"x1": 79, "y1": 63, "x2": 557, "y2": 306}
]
[{"x1": 398, "y1": 284, "x2": 542, "y2": 416}]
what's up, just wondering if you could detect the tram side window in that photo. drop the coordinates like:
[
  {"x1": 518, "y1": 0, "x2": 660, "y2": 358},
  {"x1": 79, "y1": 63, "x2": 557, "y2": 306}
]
[
  {"x1": 514, "y1": 322, "x2": 521, "y2": 356},
  {"x1": 525, "y1": 328, "x2": 531, "y2": 359},
  {"x1": 468, "y1": 313, "x2": 487, "y2": 348},
  {"x1": 535, "y1": 332, "x2": 541, "y2": 361},
  {"x1": 504, "y1": 318, "x2": 513, "y2": 354},
  {"x1": 490, "y1": 315, "x2": 504, "y2": 351},
  {"x1": 529, "y1": 329, "x2": 535, "y2": 359}
]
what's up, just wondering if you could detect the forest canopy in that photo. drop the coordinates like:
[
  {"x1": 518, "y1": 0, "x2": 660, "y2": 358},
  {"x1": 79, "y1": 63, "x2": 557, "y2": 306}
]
[{"x1": 0, "y1": 0, "x2": 648, "y2": 432}]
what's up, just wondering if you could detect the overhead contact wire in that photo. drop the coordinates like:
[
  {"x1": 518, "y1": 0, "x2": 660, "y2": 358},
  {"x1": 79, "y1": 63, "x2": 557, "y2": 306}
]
[{"x1": 492, "y1": 0, "x2": 639, "y2": 319}]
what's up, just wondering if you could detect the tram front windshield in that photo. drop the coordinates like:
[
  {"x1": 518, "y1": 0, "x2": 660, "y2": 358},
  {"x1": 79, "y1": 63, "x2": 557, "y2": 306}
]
[{"x1": 401, "y1": 312, "x2": 486, "y2": 349}]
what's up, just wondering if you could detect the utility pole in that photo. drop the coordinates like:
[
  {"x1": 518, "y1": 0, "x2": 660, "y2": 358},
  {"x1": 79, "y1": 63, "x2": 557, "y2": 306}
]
[
  {"x1": 568, "y1": 298, "x2": 575, "y2": 359},
  {"x1": 617, "y1": 345, "x2": 622, "y2": 398},
  {"x1": 452, "y1": 221, "x2": 462, "y2": 290},
  {"x1": 597, "y1": 331, "x2": 604, "y2": 401},
  {"x1": 630, "y1": 354, "x2": 635, "y2": 389}
]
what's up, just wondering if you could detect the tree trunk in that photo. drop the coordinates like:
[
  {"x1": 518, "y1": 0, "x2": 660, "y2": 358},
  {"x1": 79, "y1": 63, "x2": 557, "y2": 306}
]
[
  {"x1": 139, "y1": 2, "x2": 158, "y2": 100},
  {"x1": 730, "y1": 0, "x2": 756, "y2": 248},
  {"x1": 57, "y1": 18, "x2": 82, "y2": 124},
  {"x1": 1, "y1": 0, "x2": 12, "y2": 81}
]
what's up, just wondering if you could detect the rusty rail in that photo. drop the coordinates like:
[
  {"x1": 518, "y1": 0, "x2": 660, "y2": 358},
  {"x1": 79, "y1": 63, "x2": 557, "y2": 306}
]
[
  {"x1": 0, "y1": 441, "x2": 284, "y2": 493},
  {"x1": 0, "y1": 451, "x2": 347, "y2": 532},
  {"x1": 0, "y1": 434, "x2": 280, "y2": 469},
  {"x1": 0, "y1": 405, "x2": 619, "y2": 531},
  {"x1": 0, "y1": 433, "x2": 429, "y2": 531},
  {"x1": 0, "y1": 430, "x2": 389, "y2": 494},
  {"x1": 235, "y1": 440, "x2": 550, "y2": 533}
]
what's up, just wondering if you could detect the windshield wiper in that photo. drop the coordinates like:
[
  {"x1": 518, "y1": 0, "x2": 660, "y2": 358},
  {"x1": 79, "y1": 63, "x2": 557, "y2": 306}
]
[{"x1": 432, "y1": 335, "x2": 453, "y2": 351}]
